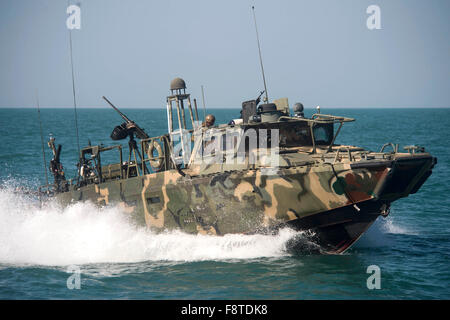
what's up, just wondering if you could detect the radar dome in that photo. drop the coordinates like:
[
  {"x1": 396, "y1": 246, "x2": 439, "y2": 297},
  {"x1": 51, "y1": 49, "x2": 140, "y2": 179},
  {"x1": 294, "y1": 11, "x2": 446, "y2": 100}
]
[{"x1": 170, "y1": 77, "x2": 186, "y2": 91}]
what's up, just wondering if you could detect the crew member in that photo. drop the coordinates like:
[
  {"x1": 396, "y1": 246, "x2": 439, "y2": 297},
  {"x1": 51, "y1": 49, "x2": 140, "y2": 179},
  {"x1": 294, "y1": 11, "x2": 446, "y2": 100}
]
[{"x1": 203, "y1": 114, "x2": 215, "y2": 128}]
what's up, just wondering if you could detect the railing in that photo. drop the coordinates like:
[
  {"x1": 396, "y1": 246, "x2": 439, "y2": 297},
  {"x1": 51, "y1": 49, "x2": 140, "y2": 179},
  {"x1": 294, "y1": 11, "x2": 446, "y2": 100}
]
[
  {"x1": 379, "y1": 143, "x2": 398, "y2": 153},
  {"x1": 311, "y1": 114, "x2": 355, "y2": 123},
  {"x1": 403, "y1": 145, "x2": 425, "y2": 154},
  {"x1": 333, "y1": 146, "x2": 355, "y2": 163}
]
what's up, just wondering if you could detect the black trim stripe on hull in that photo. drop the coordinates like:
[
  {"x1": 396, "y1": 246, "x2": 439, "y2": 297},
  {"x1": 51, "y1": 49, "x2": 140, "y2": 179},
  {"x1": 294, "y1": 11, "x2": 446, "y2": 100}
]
[{"x1": 283, "y1": 200, "x2": 383, "y2": 254}]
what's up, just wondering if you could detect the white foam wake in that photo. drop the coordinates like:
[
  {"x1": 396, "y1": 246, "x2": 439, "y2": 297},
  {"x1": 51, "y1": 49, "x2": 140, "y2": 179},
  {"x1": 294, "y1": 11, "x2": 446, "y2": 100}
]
[
  {"x1": 380, "y1": 217, "x2": 416, "y2": 235},
  {"x1": 354, "y1": 214, "x2": 418, "y2": 248},
  {"x1": 0, "y1": 187, "x2": 298, "y2": 266}
]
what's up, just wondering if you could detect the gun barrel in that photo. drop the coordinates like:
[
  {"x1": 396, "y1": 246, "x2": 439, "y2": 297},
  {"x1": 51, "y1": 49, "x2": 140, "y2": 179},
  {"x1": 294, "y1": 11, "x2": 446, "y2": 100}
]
[
  {"x1": 257, "y1": 90, "x2": 265, "y2": 100},
  {"x1": 103, "y1": 96, "x2": 149, "y2": 139},
  {"x1": 255, "y1": 90, "x2": 265, "y2": 105},
  {"x1": 102, "y1": 96, "x2": 131, "y2": 123}
]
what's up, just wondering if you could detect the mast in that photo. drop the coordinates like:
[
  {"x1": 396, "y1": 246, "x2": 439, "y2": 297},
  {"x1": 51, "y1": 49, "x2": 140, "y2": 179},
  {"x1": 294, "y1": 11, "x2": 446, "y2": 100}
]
[
  {"x1": 67, "y1": 0, "x2": 81, "y2": 159},
  {"x1": 36, "y1": 90, "x2": 49, "y2": 186},
  {"x1": 201, "y1": 85, "x2": 207, "y2": 122},
  {"x1": 251, "y1": 6, "x2": 269, "y2": 103}
]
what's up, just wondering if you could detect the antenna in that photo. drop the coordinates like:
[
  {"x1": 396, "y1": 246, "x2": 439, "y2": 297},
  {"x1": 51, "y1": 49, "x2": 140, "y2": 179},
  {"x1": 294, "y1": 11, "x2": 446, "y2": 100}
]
[
  {"x1": 201, "y1": 85, "x2": 207, "y2": 121},
  {"x1": 36, "y1": 90, "x2": 49, "y2": 186},
  {"x1": 67, "y1": 0, "x2": 81, "y2": 158},
  {"x1": 252, "y1": 6, "x2": 269, "y2": 103}
]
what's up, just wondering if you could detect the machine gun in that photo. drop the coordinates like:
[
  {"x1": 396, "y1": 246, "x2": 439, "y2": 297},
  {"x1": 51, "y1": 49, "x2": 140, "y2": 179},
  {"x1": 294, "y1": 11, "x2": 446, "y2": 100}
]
[
  {"x1": 103, "y1": 96, "x2": 149, "y2": 141},
  {"x1": 103, "y1": 96, "x2": 150, "y2": 176},
  {"x1": 255, "y1": 90, "x2": 265, "y2": 106},
  {"x1": 48, "y1": 137, "x2": 67, "y2": 192}
]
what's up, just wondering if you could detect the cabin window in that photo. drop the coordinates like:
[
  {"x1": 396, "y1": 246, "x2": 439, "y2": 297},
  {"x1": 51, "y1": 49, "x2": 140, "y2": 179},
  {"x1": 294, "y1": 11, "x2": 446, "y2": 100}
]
[
  {"x1": 279, "y1": 123, "x2": 313, "y2": 147},
  {"x1": 271, "y1": 121, "x2": 334, "y2": 147},
  {"x1": 313, "y1": 123, "x2": 334, "y2": 145}
]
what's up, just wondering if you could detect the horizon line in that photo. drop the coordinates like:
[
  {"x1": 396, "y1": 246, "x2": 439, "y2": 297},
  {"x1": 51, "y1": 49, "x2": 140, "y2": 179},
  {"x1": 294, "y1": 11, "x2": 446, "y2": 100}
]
[{"x1": 1, "y1": 106, "x2": 449, "y2": 109}]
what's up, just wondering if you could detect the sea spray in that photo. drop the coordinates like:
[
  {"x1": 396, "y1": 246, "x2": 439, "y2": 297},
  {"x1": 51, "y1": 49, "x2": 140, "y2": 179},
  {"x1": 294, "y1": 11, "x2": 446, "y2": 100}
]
[
  {"x1": 354, "y1": 213, "x2": 417, "y2": 249},
  {"x1": 380, "y1": 217, "x2": 417, "y2": 235},
  {"x1": 0, "y1": 187, "x2": 303, "y2": 266}
]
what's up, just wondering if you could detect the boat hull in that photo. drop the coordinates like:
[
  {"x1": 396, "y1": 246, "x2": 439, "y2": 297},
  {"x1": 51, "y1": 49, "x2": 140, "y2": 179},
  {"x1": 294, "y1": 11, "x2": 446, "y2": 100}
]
[{"x1": 54, "y1": 153, "x2": 435, "y2": 253}]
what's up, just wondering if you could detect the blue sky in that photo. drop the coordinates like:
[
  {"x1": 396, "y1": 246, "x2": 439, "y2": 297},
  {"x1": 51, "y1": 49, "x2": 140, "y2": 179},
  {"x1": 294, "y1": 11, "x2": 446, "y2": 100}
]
[{"x1": 0, "y1": 0, "x2": 449, "y2": 108}]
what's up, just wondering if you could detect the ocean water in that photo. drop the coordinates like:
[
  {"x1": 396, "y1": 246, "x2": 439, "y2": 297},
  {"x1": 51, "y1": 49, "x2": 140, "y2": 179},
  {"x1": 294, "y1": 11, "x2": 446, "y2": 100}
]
[{"x1": 0, "y1": 107, "x2": 449, "y2": 300}]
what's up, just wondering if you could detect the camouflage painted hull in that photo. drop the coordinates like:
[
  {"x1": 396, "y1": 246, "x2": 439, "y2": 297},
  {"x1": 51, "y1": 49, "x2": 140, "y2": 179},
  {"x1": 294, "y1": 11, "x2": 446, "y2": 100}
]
[{"x1": 55, "y1": 152, "x2": 436, "y2": 254}]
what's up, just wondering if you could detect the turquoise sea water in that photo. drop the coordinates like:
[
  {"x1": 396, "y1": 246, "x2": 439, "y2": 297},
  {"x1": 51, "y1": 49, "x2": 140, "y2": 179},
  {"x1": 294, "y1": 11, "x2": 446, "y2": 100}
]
[{"x1": 0, "y1": 107, "x2": 449, "y2": 299}]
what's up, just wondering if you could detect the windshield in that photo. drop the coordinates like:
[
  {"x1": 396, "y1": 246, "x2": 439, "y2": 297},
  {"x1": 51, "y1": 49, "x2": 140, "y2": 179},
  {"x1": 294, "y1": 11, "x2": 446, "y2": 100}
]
[
  {"x1": 277, "y1": 122, "x2": 334, "y2": 147},
  {"x1": 313, "y1": 123, "x2": 334, "y2": 145}
]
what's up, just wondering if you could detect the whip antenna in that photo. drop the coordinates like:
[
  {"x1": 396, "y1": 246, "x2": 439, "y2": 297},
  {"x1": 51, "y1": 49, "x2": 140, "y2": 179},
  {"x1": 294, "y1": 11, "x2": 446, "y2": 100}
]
[
  {"x1": 201, "y1": 85, "x2": 207, "y2": 121},
  {"x1": 36, "y1": 90, "x2": 49, "y2": 186},
  {"x1": 67, "y1": 0, "x2": 81, "y2": 158},
  {"x1": 252, "y1": 6, "x2": 269, "y2": 103}
]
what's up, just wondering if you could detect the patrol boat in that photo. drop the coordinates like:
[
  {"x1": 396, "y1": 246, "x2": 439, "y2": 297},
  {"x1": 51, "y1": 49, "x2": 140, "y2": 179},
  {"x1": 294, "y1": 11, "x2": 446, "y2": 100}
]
[{"x1": 39, "y1": 78, "x2": 436, "y2": 254}]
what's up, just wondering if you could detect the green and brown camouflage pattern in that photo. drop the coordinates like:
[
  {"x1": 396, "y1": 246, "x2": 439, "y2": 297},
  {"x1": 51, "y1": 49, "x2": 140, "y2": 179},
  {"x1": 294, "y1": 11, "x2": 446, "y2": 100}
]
[{"x1": 55, "y1": 144, "x2": 435, "y2": 237}]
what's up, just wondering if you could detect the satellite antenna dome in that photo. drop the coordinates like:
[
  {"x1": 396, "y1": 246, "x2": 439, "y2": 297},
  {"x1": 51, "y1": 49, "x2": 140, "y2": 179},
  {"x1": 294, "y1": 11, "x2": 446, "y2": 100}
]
[
  {"x1": 293, "y1": 102, "x2": 305, "y2": 118},
  {"x1": 293, "y1": 103, "x2": 304, "y2": 113},
  {"x1": 170, "y1": 77, "x2": 186, "y2": 91}
]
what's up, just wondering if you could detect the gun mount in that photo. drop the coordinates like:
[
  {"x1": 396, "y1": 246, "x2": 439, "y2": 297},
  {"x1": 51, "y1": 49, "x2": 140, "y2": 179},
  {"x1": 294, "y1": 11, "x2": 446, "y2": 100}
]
[{"x1": 103, "y1": 96, "x2": 149, "y2": 141}]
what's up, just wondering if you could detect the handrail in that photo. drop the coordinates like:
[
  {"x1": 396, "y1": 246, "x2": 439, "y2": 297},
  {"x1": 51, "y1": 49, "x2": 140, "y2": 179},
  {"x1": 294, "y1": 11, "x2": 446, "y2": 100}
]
[
  {"x1": 332, "y1": 146, "x2": 354, "y2": 164},
  {"x1": 245, "y1": 114, "x2": 356, "y2": 126},
  {"x1": 311, "y1": 113, "x2": 355, "y2": 123},
  {"x1": 380, "y1": 143, "x2": 398, "y2": 153}
]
